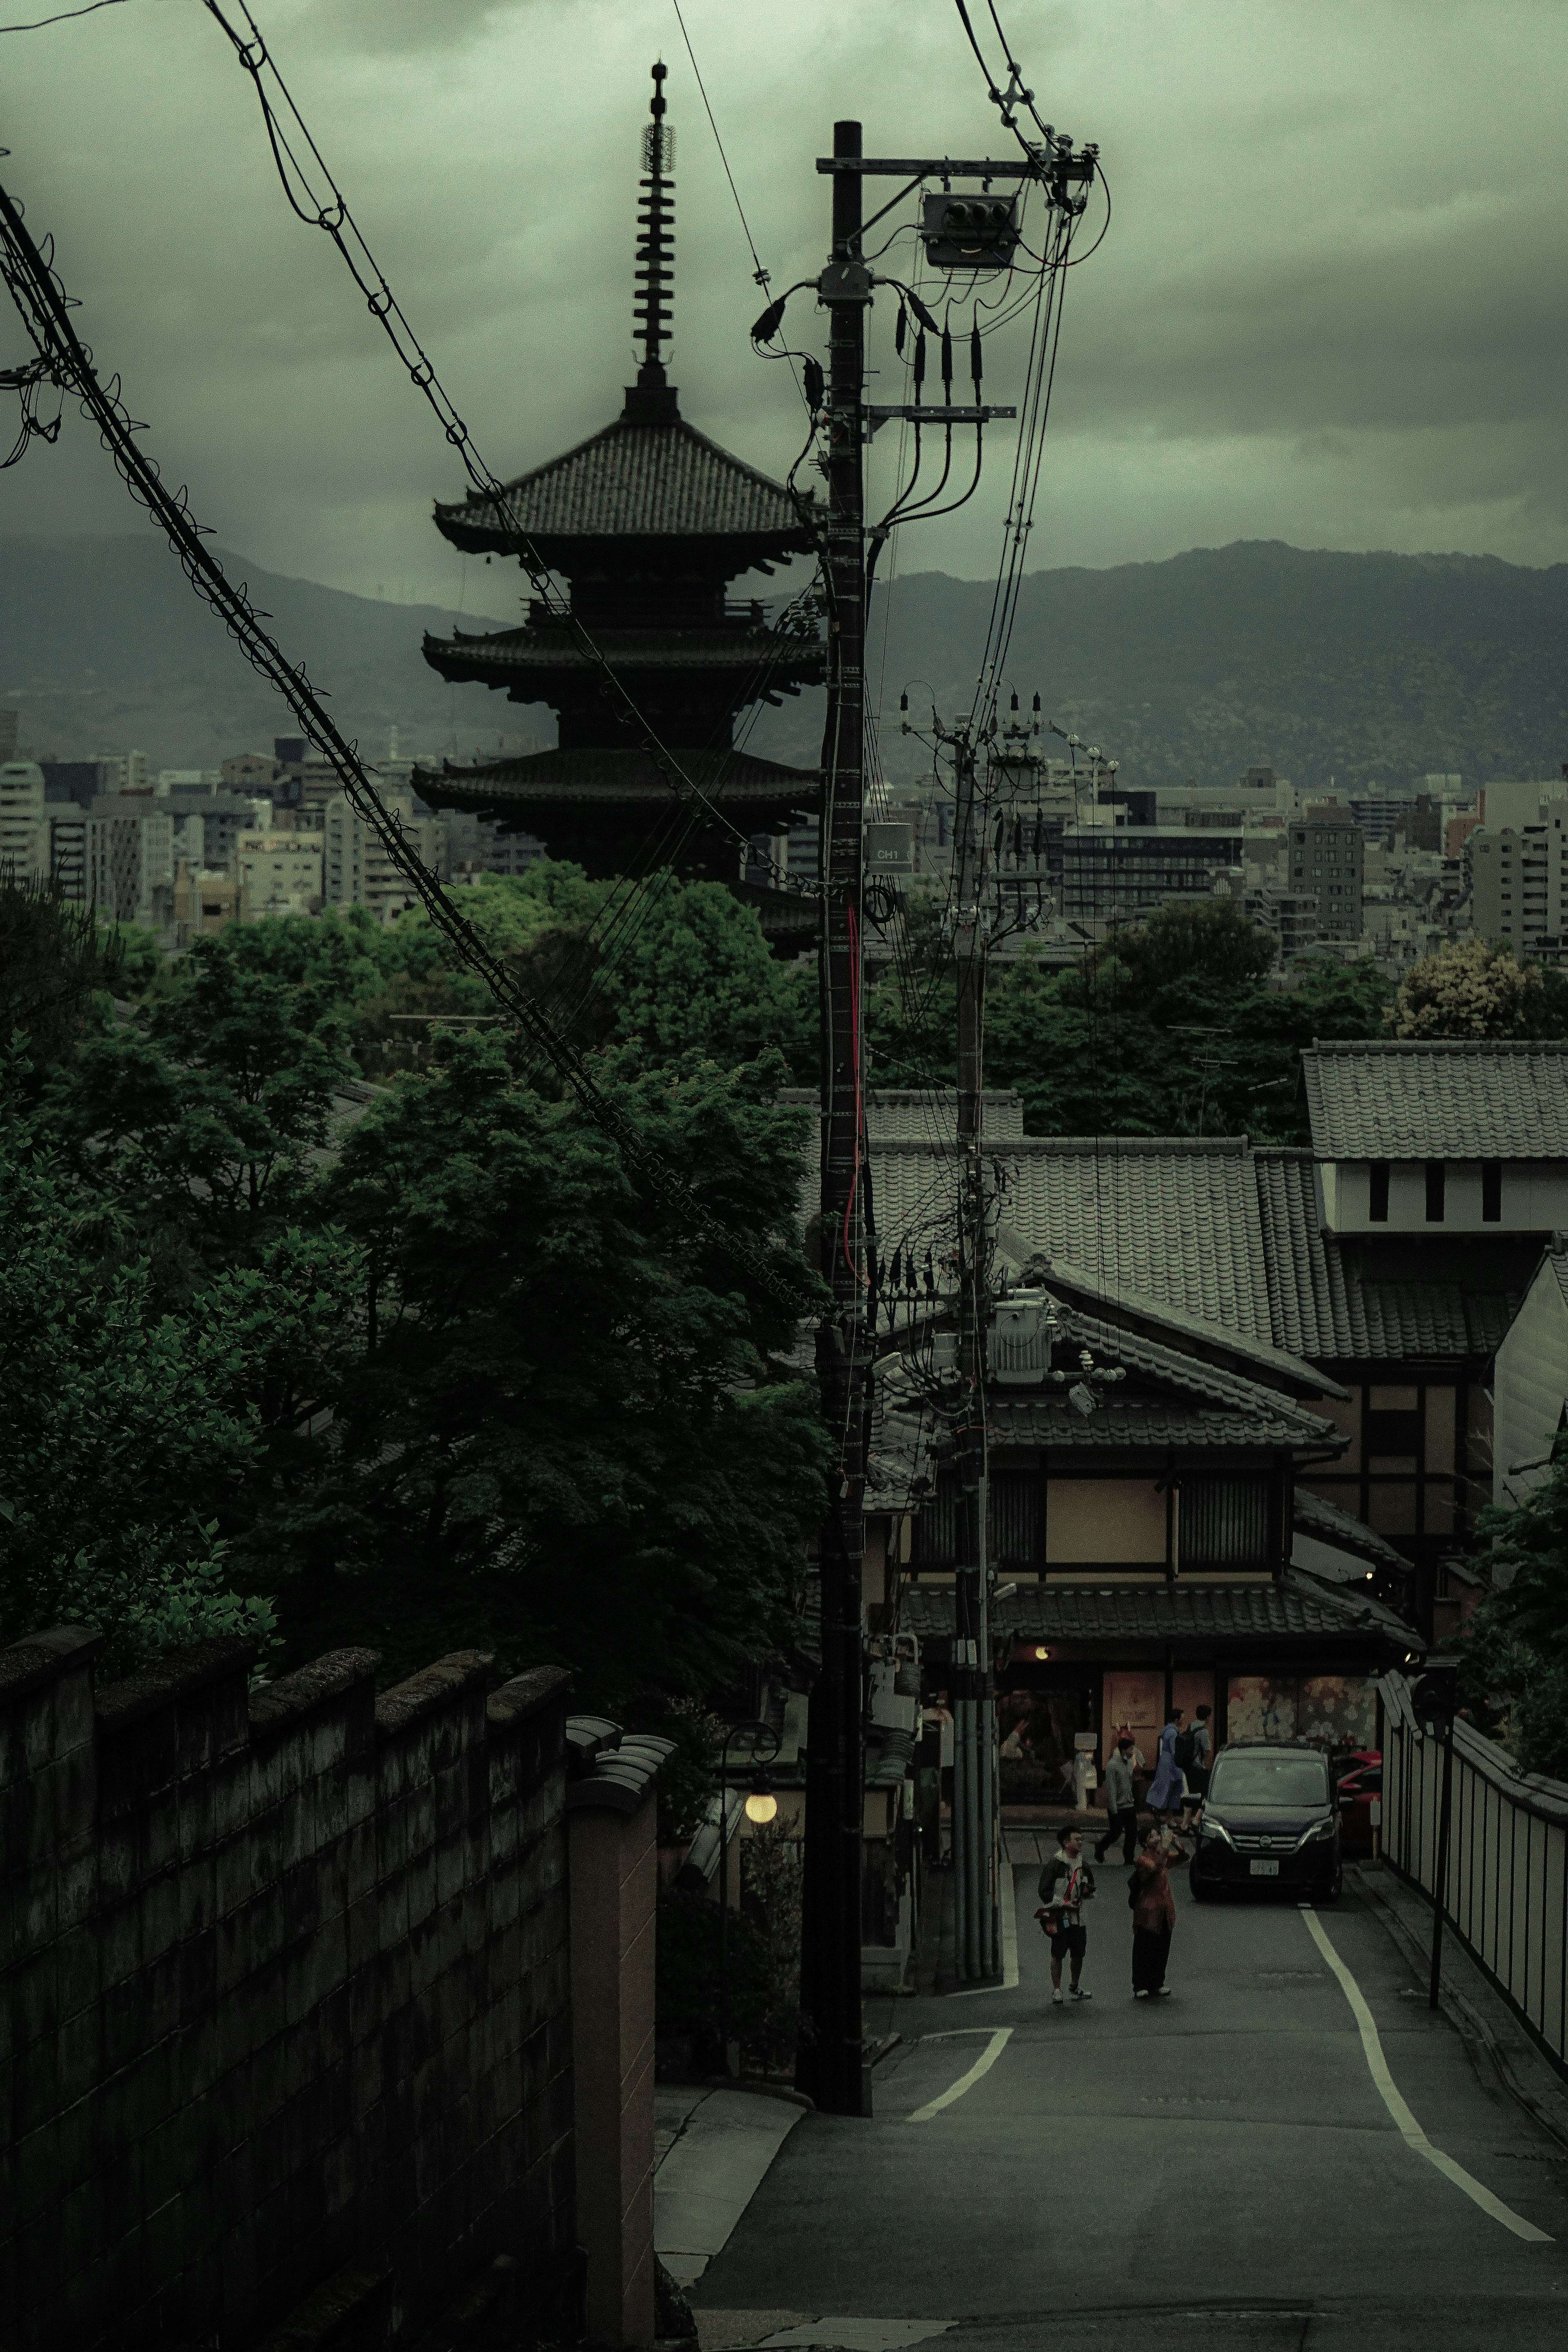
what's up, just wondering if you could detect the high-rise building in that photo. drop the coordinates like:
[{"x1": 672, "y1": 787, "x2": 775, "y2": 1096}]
[
  {"x1": 1286, "y1": 816, "x2": 1364, "y2": 941},
  {"x1": 0, "y1": 760, "x2": 51, "y2": 882},
  {"x1": 236, "y1": 831, "x2": 323, "y2": 922},
  {"x1": 322, "y1": 794, "x2": 447, "y2": 923},
  {"x1": 0, "y1": 709, "x2": 18, "y2": 763}
]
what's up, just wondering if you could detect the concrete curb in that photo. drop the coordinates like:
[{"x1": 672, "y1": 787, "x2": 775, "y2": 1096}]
[{"x1": 654, "y1": 2087, "x2": 806, "y2": 2288}]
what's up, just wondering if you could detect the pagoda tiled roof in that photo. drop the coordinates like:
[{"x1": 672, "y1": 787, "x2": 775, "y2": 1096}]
[
  {"x1": 434, "y1": 408, "x2": 817, "y2": 555},
  {"x1": 414, "y1": 744, "x2": 821, "y2": 815},
  {"x1": 422, "y1": 620, "x2": 826, "y2": 685}
]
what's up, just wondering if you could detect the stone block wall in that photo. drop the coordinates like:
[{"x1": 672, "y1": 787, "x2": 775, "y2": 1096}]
[{"x1": 1, "y1": 1625, "x2": 575, "y2": 2351}]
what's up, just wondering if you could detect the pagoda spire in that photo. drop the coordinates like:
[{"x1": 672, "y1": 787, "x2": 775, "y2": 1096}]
[{"x1": 628, "y1": 62, "x2": 679, "y2": 423}]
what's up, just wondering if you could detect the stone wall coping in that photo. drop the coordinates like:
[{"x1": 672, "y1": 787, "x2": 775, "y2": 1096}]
[
  {"x1": 566, "y1": 1733, "x2": 675, "y2": 1815},
  {"x1": 0, "y1": 1624, "x2": 103, "y2": 1708},
  {"x1": 249, "y1": 1648, "x2": 382, "y2": 1738},
  {"x1": 487, "y1": 1665, "x2": 572, "y2": 1726},
  {"x1": 95, "y1": 1635, "x2": 256, "y2": 1734},
  {"x1": 565, "y1": 1714, "x2": 621, "y2": 1768},
  {"x1": 373, "y1": 1649, "x2": 495, "y2": 1739}
]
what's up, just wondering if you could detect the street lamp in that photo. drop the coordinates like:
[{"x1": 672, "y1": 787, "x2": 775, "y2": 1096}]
[{"x1": 717, "y1": 1719, "x2": 781, "y2": 2076}]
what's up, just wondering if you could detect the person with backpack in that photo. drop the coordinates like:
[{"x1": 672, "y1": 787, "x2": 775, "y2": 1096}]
[
  {"x1": 1178, "y1": 1705, "x2": 1214, "y2": 1832},
  {"x1": 1146, "y1": 1708, "x2": 1185, "y2": 1817},
  {"x1": 1129, "y1": 1822, "x2": 1189, "y2": 1998},
  {"x1": 1035, "y1": 1828, "x2": 1096, "y2": 2005}
]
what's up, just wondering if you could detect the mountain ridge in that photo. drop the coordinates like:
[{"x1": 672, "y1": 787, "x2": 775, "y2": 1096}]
[{"x1": 4, "y1": 534, "x2": 1566, "y2": 788}]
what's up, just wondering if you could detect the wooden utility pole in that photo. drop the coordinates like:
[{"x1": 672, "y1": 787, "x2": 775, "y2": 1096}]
[
  {"x1": 798, "y1": 116, "x2": 871, "y2": 2118},
  {"x1": 949, "y1": 726, "x2": 999, "y2": 1984}
]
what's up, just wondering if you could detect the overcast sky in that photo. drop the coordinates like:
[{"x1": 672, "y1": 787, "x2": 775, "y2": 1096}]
[{"x1": 4, "y1": 0, "x2": 1566, "y2": 621}]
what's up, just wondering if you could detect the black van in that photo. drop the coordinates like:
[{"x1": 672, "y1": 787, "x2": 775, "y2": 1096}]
[{"x1": 1188, "y1": 1741, "x2": 1341, "y2": 1903}]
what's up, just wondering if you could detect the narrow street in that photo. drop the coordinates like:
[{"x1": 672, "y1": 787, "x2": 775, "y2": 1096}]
[{"x1": 689, "y1": 1867, "x2": 1568, "y2": 2352}]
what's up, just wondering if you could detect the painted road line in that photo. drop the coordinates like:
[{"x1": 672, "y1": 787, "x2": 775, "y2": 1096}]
[
  {"x1": 1300, "y1": 1907, "x2": 1552, "y2": 2244},
  {"x1": 908, "y1": 2027, "x2": 1013, "y2": 2122},
  {"x1": 948, "y1": 1860, "x2": 1020, "y2": 1996}
]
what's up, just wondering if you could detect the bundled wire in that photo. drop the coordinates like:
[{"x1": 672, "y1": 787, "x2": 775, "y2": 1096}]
[
  {"x1": 0, "y1": 176, "x2": 814, "y2": 1317},
  {"x1": 198, "y1": 0, "x2": 816, "y2": 908}
]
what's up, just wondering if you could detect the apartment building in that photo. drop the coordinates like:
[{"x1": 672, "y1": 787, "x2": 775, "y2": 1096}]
[{"x1": 1286, "y1": 815, "x2": 1364, "y2": 941}]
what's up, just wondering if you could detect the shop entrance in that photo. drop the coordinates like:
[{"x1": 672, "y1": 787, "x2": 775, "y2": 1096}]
[{"x1": 997, "y1": 1657, "x2": 1100, "y2": 1809}]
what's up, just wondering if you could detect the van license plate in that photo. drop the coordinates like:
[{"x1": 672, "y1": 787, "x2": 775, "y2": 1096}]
[{"x1": 1249, "y1": 1859, "x2": 1280, "y2": 1878}]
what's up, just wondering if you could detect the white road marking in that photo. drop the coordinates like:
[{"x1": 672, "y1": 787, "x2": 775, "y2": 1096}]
[
  {"x1": 907, "y1": 2027, "x2": 1012, "y2": 2122},
  {"x1": 760, "y1": 2323, "x2": 955, "y2": 2350},
  {"x1": 948, "y1": 1858, "x2": 1020, "y2": 1996},
  {"x1": 1300, "y1": 1907, "x2": 1552, "y2": 2244}
]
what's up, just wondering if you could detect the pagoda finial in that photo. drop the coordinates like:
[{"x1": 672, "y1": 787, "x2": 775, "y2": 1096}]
[{"x1": 628, "y1": 60, "x2": 679, "y2": 422}]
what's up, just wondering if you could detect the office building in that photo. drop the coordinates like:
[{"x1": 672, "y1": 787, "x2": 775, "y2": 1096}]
[
  {"x1": 236, "y1": 831, "x2": 324, "y2": 923},
  {"x1": 1286, "y1": 815, "x2": 1364, "y2": 942},
  {"x1": 1058, "y1": 825, "x2": 1247, "y2": 923},
  {"x1": 322, "y1": 793, "x2": 448, "y2": 923},
  {"x1": 0, "y1": 760, "x2": 51, "y2": 882}
]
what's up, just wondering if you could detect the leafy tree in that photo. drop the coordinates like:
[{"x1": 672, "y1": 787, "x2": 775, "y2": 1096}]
[
  {"x1": 0, "y1": 1060, "x2": 355, "y2": 1677},
  {"x1": 0, "y1": 872, "x2": 126, "y2": 1071},
  {"x1": 45, "y1": 928, "x2": 359, "y2": 1290},
  {"x1": 1460, "y1": 1442, "x2": 1568, "y2": 1779},
  {"x1": 1087, "y1": 898, "x2": 1276, "y2": 992},
  {"x1": 869, "y1": 895, "x2": 1392, "y2": 1141},
  {"x1": 249, "y1": 1031, "x2": 830, "y2": 1706},
  {"x1": 1389, "y1": 935, "x2": 1563, "y2": 1040}
]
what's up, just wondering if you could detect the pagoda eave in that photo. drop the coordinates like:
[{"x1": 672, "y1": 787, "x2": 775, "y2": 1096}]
[{"x1": 414, "y1": 744, "x2": 822, "y2": 825}]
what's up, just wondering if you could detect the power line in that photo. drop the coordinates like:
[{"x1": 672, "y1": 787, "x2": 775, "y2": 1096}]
[
  {"x1": 669, "y1": 0, "x2": 769, "y2": 290},
  {"x1": 0, "y1": 174, "x2": 815, "y2": 1319},
  {"x1": 0, "y1": 0, "x2": 125, "y2": 27}
]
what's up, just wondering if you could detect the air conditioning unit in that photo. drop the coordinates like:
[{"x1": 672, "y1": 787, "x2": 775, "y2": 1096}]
[{"x1": 990, "y1": 1290, "x2": 1055, "y2": 1385}]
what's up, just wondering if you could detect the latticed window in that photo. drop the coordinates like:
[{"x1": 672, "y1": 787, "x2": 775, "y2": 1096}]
[
  {"x1": 910, "y1": 1469, "x2": 1040, "y2": 1571},
  {"x1": 1180, "y1": 1477, "x2": 1272, "y2": 1570}
]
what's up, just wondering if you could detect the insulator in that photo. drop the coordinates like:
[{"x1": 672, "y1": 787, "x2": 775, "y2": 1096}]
[
  {"x1": 970, "y1": 322, "x2": 983, "y2": 387},
  {"x1": 1032, "y1": 692, "x2": 1041, "y2": 714},
  {"x1": 899, "y1": 691, "x2": 909, "y2": 711},
  {"x1": 940, "y1": 324, "x2": 953, "y2": 389},
  {"x1": 913, "y1": 330, "x2": 927, "y2": 391},
  {"x1": 804, "y1": 356, "x2": 825, "y2": 410},
  {"x1": 1010, "y1": 691, "x2": 1019, "y2": 711},
  {"x1": 895, "y1": 307, "x2": 906, "y2": 357}
]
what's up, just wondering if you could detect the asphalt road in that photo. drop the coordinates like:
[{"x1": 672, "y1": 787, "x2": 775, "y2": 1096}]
[{"x1": 689, "y1": 1870, "x2": 1568, "y2": 2352}]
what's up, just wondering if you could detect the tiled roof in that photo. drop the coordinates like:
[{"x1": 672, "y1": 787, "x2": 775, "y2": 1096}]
[
  {"x1": 777, "y1": 1087, "x2": 1027, "y2": 1147},
  {"x1": 1255, "y1": 1151, "x2": 1522, "y2": 1360},
  {"x1": 900, "y1": 1574, "x2": 1406, "y2": 1649},
  {"x1": 1303, "y1": 1040, "x2": 1568, "y2": 1160},
  {"x1": 984, "y1": 1398, "x2": 1323, "y2": 1450},
  {"x1": 422, "y1": 621, "x2": 825, "y2": 682},
  {"x1": 1008, "y1": 1255, "x2": 1348, "y2": 1401},
  {"x1": 433, "y1": 413, "x2": 814, "y2": 552},
  {"x1": 1032, "y1": 1307, "x2": 1335, "y2": 1443},
  {"x1": 415, "y1": 745, "x2": 820, "y2": 814},
  {"x1": 1292, "y1": 1490, "x2": 1410, "y2": 1572}
]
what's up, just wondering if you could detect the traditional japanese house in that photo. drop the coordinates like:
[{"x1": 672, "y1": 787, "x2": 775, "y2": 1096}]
[
  {"x1": 826, "y1": 1087, "x2": 1427, "y2": 1785},
  {"x1": 415, "y1": 65, "x2": 824, "y2": 885}
]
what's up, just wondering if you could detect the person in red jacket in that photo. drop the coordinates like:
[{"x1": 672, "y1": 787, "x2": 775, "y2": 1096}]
[{"x1": 1131, "y1": 1822, "x2": 1189, "y2": 1998}]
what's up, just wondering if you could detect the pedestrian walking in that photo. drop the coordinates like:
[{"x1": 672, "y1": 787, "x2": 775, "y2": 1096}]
[
  {"x1": 1094, "y1": 1734, "x2": 1140, "y2": 1864},
  {"x1": 1178, "y1": 1706, "x2": 1214, "y2": 1833},
  {"x1": 1146, "y1": 1708, "x2": 1185, "y2": 1817},
  {"x1": 1130, "y1": 1824, "x2": 1189, "y2": 1999},
  {"x1": 1036, "y1": 1828, "x2": 1096, "y2": 2005}
]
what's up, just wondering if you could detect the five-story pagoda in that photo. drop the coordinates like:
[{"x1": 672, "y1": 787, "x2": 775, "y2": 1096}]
[{"x1": 416, "y1": 64, "x2": 824, "y2": 879}]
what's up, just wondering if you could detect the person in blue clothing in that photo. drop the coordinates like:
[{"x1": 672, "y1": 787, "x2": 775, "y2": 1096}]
[{"x1": 1146, "y1": 1708, "x2": 1186, "y2": 1818}]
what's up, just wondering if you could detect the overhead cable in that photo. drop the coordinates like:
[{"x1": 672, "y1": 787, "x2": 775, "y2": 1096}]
[{"x1": 0, "y1": 176, "x2": 815, "y2": 1318}]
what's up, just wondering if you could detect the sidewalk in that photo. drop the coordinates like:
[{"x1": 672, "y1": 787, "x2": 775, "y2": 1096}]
[
  {"x1": 1350, "y1": 1859, "x2": 1568, "y2": 2155},
  {"x1": 654, "y1": 2086, "x2": 806, "y2": 2289}
]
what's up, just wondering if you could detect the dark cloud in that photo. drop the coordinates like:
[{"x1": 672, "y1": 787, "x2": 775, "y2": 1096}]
[{"x1": 1, "y1": 0, "x2": 1564, "y2": 617}]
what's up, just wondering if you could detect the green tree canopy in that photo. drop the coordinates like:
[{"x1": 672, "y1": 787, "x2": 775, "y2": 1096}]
[
  {"x1": 1461, "y1": 1441, "x2": 1568, "y2": 1779},
  {"x1": 0, "y1": 1058, "x2": 355, "y2": 1675},
  {"x1": 1390, "y1": 935, "x2": 1568, "y2": 1040}
]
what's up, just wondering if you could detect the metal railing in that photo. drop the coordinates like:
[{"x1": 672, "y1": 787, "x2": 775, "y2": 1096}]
[{"x1": 1381, "y1": 1671, "x2": 1568, "y2": 2078}]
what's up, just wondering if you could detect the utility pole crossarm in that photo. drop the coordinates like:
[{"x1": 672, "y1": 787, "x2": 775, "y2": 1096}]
[
  {"x1": 862, "y1": 404, "x2": 1016, "y2": 436},
  {"x1": 816, "y1": 156, "x2": 1046, "y2": 178}
]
